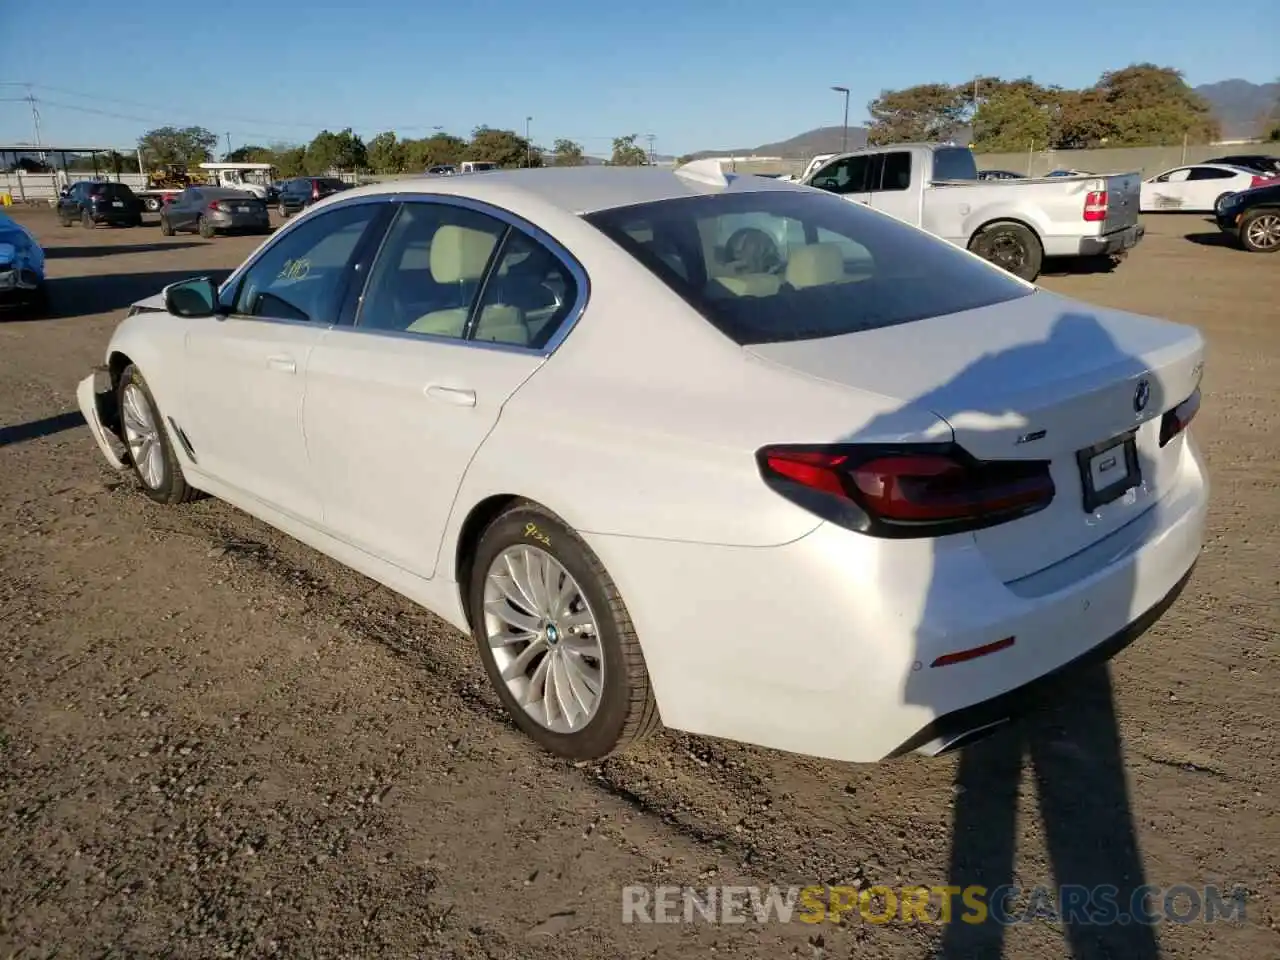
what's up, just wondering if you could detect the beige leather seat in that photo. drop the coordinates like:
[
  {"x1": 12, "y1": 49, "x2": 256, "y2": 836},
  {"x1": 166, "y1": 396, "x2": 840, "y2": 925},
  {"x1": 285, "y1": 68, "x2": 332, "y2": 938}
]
[
  {"x1": 785, "y1": 242, "x2": 846, "y2": 289},
  {"x1": 711, "y1": 273, "x2": 783, "y2": 298},
  {"x1": 407, "y1": 225, "x2": 528, "y2": 343}
]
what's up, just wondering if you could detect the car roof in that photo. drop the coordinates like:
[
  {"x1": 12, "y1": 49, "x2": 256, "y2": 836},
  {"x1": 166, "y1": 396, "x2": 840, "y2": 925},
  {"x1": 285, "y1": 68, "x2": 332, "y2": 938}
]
[{"x1": 329, "y1": 165, "x2": 802, "y2": 216}]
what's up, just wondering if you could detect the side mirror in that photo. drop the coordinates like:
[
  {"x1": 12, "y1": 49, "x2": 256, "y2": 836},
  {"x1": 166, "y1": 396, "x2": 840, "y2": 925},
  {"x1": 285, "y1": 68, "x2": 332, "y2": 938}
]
[{"x1": 164, "y1": 276, "x2": 220, "y2": 318}]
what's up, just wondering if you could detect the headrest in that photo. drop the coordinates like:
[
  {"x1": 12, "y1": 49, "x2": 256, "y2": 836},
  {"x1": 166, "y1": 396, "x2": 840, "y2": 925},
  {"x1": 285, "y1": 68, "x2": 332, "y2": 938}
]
[
  {"x1": 431, "y1": 225, "x2": 498, "y2": 283},
  {"x1": 785, "y1": 242, "x2": 845, "y2": 289}
]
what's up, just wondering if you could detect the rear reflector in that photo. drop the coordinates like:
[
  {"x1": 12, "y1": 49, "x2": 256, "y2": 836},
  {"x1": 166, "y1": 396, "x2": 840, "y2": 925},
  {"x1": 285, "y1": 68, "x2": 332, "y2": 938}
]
[
  {"x1": 1083, "y1": 190, "x2": 1108, "y2": 222},
  {"x1": 1159, "y1": 387, "x2": 1201, "y2": 447},
  {"x1": 931, "y1": 636, "x2": 1016, "y2": 668},
  {"x1": 758, "y1": 444, "x2": 1055, "y2": 538}
]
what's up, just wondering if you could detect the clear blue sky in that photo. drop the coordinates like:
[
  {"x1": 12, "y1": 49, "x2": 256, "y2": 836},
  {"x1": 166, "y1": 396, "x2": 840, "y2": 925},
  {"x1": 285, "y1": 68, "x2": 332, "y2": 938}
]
[{"x1": 1, "y1": 0, "x2": 1273, "y2": 156}]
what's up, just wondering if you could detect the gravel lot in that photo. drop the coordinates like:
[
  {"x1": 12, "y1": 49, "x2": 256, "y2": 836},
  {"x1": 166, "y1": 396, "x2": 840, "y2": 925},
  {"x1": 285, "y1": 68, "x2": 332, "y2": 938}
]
[{"x1": 1, "y1": 207, "x2": 1277, "y2": 959}]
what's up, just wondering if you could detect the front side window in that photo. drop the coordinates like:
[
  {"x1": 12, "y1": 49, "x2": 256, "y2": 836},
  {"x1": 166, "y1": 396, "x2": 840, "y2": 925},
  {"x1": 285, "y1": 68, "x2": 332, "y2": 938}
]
[
  {"x1": 809, "y1": 155, "x2": 873, "y2": 194},
  {"x1": 585, "y1": 189, "x2": 1032, "y2": 346},
  {"x1": 231, "y1": 203, "x2": 381, "y2": 323}
]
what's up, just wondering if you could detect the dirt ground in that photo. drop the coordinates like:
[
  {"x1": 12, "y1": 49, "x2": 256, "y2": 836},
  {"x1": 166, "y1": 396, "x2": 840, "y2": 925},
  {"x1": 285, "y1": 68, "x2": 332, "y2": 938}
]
[{"x1": 0, "y1": 206, "x2": 1276, "y2": 960}]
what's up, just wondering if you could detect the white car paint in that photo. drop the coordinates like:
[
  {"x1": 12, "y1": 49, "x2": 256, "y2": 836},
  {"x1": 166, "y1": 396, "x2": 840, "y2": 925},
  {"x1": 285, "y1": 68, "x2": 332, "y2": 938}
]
[
  {"x1": 77, "y1": 165, "x2": 1208, "y2": 763},
  {"x1": 1140, "y1": 163, "x2": 1273, "y2": 213}
]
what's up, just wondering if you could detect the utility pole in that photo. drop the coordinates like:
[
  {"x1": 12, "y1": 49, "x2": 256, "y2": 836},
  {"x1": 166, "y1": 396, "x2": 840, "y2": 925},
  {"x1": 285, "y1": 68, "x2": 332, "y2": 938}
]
[
  {"x1": 646, "y1": 133, "x2": 656, "y2": 166},
  {"x1": 831, "y1": 86, "x2": 850, "y2": 153},
  {"x1": 25, "y1": 85, "x2": 43, "y2": 152},
  {"x1": 525, "y1": 116, "x2": 533, "y2": 168},
  {"x1": 225, "y1": 132, "x2": 232, "y2": 157}
]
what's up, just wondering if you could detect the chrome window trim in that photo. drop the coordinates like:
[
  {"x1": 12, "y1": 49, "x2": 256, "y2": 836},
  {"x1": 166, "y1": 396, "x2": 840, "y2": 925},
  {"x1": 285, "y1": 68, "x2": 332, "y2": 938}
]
[{"x1": 215, "y1": 190, "x2": 591, "y2": 358}]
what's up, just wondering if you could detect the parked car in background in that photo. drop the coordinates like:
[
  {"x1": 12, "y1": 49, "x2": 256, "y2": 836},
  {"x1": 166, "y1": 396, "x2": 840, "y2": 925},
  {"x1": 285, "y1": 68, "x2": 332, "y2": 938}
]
[
  {"x1": 426, "y1": 165, "x2": 457, "y2": 176},
  {"x1": 1215, "y1": 181, "x2": 1280, "y2": 253},
  {"x1": 0, "y1": 208, "x2": 47, "y2": 316},
  {"x1": 276, "y1": 177, "x2": 350, "y2": 217},
  {"x1": 57, "y1": 181, "x2": 144, "y2": 228},
  {"x1": 801, "y1": 143, "x2": 1144, "y2": 281},
  {"x1": 160, "y1": 187, "x2": 270, "y2": 239},
  {"x1": 979, "y1": 169, "x2": 1024, "y2": 180},
  {"x1": 1140, "y1": 164, "x2": 1275, "y2": 213},
  {"x1": 1203, "y1": 155, "x2": 1280, "y2": 178},
  {"x1": 75, "y1": 164, "x2": 1206, "y2": 764},
  {"x1": 1045, "y1": 169, "x2": 1095, "y2": 178}
]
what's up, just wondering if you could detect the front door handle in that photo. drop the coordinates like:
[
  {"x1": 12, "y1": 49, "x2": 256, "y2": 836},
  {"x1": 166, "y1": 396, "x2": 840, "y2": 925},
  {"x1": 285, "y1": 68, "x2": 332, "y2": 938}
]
[
  {"x1": 425, "y1": 385, "x2": 476, "y2": 407},
  {"x1": 266, "y1": 355, "x2": 296, "y2": 373}
]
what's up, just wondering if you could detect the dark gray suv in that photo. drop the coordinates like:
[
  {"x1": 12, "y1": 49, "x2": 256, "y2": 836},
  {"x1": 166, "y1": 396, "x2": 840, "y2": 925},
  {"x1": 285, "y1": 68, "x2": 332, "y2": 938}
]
[{"x1": 276, "y1": 177, "x2": 350, "y2": 217}]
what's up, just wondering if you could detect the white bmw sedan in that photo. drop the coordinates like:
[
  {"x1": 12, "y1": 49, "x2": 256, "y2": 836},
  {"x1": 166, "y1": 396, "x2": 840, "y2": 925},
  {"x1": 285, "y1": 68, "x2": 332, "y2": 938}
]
[{"x1": 77, "y1": 163, "x2": 1208, "y2": 763}]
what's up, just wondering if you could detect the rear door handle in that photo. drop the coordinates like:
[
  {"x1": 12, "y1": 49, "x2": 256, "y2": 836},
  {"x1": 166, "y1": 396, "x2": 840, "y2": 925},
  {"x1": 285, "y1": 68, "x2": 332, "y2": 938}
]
[
  {"x1": 425, "y1": 385, "x2": 476, "y2": 407},
  {"x1": 266, "y1": 355, "x2": 296, "y2": 373}
]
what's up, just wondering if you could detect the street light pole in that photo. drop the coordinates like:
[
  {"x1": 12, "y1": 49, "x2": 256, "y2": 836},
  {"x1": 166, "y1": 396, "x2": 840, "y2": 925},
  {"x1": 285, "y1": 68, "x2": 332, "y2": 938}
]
[
  {"x1": 831, "y1": 86, "x2": 850, "y2": 153},
  {"x1": 526, "y1": 116, "x2": 533, "y2": 168}
]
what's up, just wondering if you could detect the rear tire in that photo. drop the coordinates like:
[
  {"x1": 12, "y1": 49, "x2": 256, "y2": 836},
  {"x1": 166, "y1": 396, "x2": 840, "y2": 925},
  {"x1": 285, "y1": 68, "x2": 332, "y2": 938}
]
[
  {"x1": 80, "y1": 210, "x2": 94, "y2": 229},
  {"x1": 144, "y1": 197, "x2": 162, "y2": 212},
  {"x1": 116, "y1": 364, "x2": 198, "y2": 505},
  {"x1": 277, "y1": 202, "x2": 289, "y2": 218},
  {"x1": 467, "y1": 502, "x2": 661, "y2": 760},
  {"x1": 198, "y1": 216, "x2": 215, "y2": 239},
  {"x1": 1239, "y1": 208, "x2": 1280, "y2": 253},
  {"x1": 160, "y1": 215, "x2": 174, "y2": 237},
  {"x1": 969, "y1": 221, "x2": 1043, "y2": 282}
]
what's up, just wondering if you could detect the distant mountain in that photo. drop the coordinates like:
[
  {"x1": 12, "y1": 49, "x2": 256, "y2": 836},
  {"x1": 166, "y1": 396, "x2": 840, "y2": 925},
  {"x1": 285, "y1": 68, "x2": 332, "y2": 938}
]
[
  {"x1": 1194, "y1": 80, "x2": 1280, "y2": 139},
  {"x1": 689, "y1": 125, "x2": 871, "y2": 161}
]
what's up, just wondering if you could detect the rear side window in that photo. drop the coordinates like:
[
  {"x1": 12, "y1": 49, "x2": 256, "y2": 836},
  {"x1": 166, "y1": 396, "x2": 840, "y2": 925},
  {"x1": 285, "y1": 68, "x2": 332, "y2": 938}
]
[
  {"x1": 931, "y1": 148, "x2": 978, "y2": 181},
  {"x1": 878, "y1": 152, "x2": 911, "y2": 191},
  {"x1": 1188, "y1": 167, "x2": 1233, "y2": 180},
  {"x1": 585, "y1": 189, "x2": 1032, "y2": 346}
]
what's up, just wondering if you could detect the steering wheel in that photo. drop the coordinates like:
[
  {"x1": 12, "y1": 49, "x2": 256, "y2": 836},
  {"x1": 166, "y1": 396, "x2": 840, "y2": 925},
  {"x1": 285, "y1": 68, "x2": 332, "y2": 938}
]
[{"x1": 724, "y1": 227, "x2": 783, "y2": 275}]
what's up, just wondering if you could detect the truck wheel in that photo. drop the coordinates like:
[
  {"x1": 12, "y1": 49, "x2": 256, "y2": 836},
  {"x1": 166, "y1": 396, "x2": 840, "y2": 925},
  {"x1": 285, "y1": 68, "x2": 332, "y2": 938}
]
[
  {"x1": 969, "y1": 221, "x2": 1042, "y2": 282},
  {"x1": 144, "y1": 197, "x2": 162, "y2": 213}
]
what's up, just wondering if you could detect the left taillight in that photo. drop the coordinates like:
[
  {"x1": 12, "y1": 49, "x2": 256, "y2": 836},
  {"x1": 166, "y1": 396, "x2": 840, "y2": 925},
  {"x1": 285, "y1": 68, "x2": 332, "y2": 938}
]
[
  {"x1": 757, "y1": 444, "x2": 1056, "y2": 538},
  {"x1": 1083, "y1": 189, "x2": 1108, "y2": 222},
  {"x1": 1159, "y1": 388, "x2": 1201, "y2": 447}
]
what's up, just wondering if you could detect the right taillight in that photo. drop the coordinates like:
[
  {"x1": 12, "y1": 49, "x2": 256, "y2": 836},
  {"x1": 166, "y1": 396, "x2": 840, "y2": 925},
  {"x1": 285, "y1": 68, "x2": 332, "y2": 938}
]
[
  {"x1": 311, "y1": 182, "x2": 320, "y2": 199},
  {"x1": 1159, "y1": 388, "x2": 1201, "y2": 447},
  {"x1": 757, "y1": 444, "x2": 1055, "y2": 538},
  {"x1": 1083, "y1": 189, "x2": 1108, "y2": 222},
  {"x1": 207, "y1": 200, "x2": 221, "y2": 211}
]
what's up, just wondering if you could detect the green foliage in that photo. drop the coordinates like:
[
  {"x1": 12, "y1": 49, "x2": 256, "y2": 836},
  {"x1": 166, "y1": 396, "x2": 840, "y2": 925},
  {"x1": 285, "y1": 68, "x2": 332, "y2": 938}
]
[
  {"x1": 366, "y1": 131, "x2": 405, "y2": 174},
  {"x1": 552, "y1": 139, "x2": 585, "y2": 166},
  {"x1": 305, "y1": 128, "x2": 368, "y2": 174},
  {"x1": 403, "y1": 133, "x2": 467, "y2": 169},
  {"x1": 138, "y1": 125, "x2": 219, "y2": 166},
  {"x1": 610, "y1": 134, "x2": 648, "y2": 166},
  {"x1": 868, "y1": 64, "x2": 1221, "y2": 151},
  {"x1": 466, "y1": 127, "x2": 541, "y2": 168}
]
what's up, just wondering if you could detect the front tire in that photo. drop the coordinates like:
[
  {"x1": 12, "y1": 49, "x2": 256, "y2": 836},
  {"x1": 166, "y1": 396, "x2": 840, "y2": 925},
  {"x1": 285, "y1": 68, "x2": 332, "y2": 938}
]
[
  {"x1": 1239, "y1": 209, "x2": 1280, "y2": 253},
  {"x1": 969, "y1": 221, "x2": 1043, "y2": 282},
  {"x1": 117, "y1": 365, "x2": 198, "y2": 505},
  {"x1": 468, "y1": 503, "x2": 660, "y2": 760}
]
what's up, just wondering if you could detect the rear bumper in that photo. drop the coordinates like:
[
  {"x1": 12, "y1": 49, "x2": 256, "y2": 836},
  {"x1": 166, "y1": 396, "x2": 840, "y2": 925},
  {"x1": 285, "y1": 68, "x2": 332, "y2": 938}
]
[
  {"x1": 1076, "y1": 222, "x2": 1145, "y2": 257},
  {"x1": 207, "y1": 212, "x2": 271, "y2": 233}
]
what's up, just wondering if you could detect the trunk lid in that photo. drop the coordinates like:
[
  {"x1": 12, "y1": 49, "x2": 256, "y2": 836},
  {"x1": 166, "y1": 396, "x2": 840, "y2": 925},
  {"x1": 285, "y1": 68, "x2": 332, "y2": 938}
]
[{"x1": 747, "y1": 291, "x2": 1204, "y2": 582}]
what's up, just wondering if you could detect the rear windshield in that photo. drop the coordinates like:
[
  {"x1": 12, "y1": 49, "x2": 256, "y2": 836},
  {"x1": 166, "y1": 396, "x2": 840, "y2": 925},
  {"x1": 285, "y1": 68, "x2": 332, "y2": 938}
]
[
  {"x1": 94, "y1": 183, "x2": 135, "y2": 198},
  {"x1": 317, "y1": 178, "x2": 347, "y2": 190},
  {"x1": 584, "y1": 189, "x2": 1032, "y2": 346}
]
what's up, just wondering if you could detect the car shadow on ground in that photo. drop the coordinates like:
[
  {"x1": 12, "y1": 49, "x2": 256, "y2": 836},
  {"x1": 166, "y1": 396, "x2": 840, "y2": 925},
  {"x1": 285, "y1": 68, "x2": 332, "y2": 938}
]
[
  {"x1": 0, "y1": 410, "x2": 85, "y2": 448},
  {"x1": 1039, "y1": 255, "x2": 1119, "y2": 277},
  {"x1": 41, "y1": 269, "x2": 232, "y2": 321},
  {"x1": 1184, "y1": 232, "x2": 1237, "y2": 249},
  {"x1": 44, "y1": 242, "x2": 206, "y2": 259}
]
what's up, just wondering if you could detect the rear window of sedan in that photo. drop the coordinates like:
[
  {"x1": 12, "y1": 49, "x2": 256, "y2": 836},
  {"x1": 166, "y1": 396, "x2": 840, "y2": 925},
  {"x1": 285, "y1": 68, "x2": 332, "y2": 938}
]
[{"x1": 584, "y1": 189, "x2": 1032, "y2": 346}]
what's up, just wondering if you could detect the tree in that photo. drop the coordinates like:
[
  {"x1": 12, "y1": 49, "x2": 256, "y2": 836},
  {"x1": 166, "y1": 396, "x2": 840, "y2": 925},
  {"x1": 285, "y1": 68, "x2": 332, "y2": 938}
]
[
  {"x1": 402, "y1": 132, "x2": 467, "y2": 170},
  {"x1": 224, "y1": 145, "x2": 267, "y2": 164},
  {"x1": 466, "y1": 127, "x2": 541, "y2": 167},
  {"x1": 367, "y1": 131, "x2": 405, "y2": 174},
  {"x1": 305, "y1": 128, "x2": 368, "y2": 173},
  {"x1": 273, "y1": 146, "x2": 308, "y2": 178},
  {"x1": 1089, "y1": 64, "x2": 1218, "y2": 146},
  {"x1": 866, "y1": 84, "x2": 968, "y2": 145},
  {"x1": 552, "y1": 138, "x2": 585, "y2": 166},
  {"x1": 610, "y1": 134, "x2": 648, "y2": 166},
  {"x1": 971, "y1": 89, "x2": 1054, "y2": 152},
  {"x1": 138, "y1": 126, "x2": 219, "y2": 167},
  {"x1": 676, "y1": 154, "x2": 696, "y2": 166}
]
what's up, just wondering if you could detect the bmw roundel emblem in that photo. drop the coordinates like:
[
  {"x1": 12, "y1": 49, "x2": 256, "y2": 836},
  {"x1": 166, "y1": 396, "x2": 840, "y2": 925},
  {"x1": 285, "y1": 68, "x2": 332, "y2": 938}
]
[{"x1": 1133, "y1": 378, "x2": 1151, "y2": 413}]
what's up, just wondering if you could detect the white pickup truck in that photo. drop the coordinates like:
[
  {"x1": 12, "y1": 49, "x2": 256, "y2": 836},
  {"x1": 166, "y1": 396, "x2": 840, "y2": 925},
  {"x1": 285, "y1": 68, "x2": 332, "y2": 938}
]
[{"x1": 796, "y1": 143, "x2": 1144, "y2": 281}]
